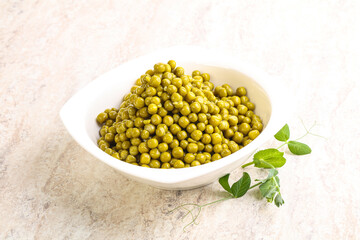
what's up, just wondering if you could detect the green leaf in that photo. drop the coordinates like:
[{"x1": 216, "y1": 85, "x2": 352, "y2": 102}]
[
  {"x1": 274, "y1": 124, "x2": 290, "y2": 142},
  {"x1": 259, "y1": 179, "x2": 277, "y2": 200},
  {"x1": 274, "y1": 193, "x2": 285, "y2": 207},
  {"x1": 230, "y1": 172, "x2": 251, "y2": 198},
  {"x1": 255, "y1": 169, "x2": 278, "y2": 183},
  {"x1": 288, "y1": 141, "x2": 312, "y2": 155},
  {"x1": 219, "y1": 174, "x2": 232, "y2": 194},
  {"x1": 253, "y1": 149, "x2": 286, "y2": 168},
  {"x1": 274, "y1": 176, "x2": 280, "y2": 187}
]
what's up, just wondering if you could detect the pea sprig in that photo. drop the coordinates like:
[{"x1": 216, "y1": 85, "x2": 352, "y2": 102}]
[{"x1": 170, "y1": 122, "x2": 322, "y2": 231}]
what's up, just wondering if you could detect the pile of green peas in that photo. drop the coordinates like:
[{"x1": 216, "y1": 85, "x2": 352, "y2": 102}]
[{"x1": 96, "y1": 60, "x2": 263, "y2": 169}]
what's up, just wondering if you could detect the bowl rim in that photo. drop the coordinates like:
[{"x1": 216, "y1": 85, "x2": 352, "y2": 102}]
[{"x1": 60, "y1": 46, "x2": 286, "y2": 185}]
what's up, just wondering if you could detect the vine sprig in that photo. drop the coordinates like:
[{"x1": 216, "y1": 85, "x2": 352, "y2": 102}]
[{"x1": 170, "y1": 122, "x2": 323, "y2": 231}]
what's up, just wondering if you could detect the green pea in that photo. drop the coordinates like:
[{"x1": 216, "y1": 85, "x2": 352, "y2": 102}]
[{"x1": 96, "y1": 112, "x2": 108, "y2": 124}]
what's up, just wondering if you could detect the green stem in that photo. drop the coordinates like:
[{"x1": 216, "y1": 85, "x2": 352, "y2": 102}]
[
  {"x1": 276, "y1": 142, "x2": 288, "y2": 150},
  {"x1": 241, "y1": 161, "x2": 254, "y2": 168},
  {"x1": 200, "y1": 196, "x2": 232, "y2": 207},
  {"x1": 249, "y1": 182, "x2": 262, "y2": 189}
]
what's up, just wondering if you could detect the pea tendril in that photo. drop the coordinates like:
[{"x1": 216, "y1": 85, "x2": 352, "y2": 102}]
[{"x1": 170, "y1": 122, "x2": 324, "y2": 231}]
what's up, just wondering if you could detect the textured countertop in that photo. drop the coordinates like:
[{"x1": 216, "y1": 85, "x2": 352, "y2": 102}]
[{"x1": 1, "y1": 1, "x2": 360, "y2": 239}]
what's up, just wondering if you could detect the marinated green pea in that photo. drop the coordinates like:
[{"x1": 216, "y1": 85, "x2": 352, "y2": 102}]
[
  {"x1": 158, "y1": 143, "x2": 168, "y2": 152},
  {"x1": 151, "y1": 114, "x2": 162, "y2": 125},
  {"x1": 180, "y1": 140, "x2": 188, "y2": 149},
  {"x1": 240, "y1": 96, "x2": 249, "y2": 104},
  {"x1": 126, "y1": 155, "x2": 137, "y2": 163},
  {"x1": 197, "y1": 123, "x2": 206, "y2": 132},
  {"x1": 186, "y1": 92, "x2": 196, "y2": 102},
  {"x1": 129, "y1": 146, "x2": 139, "y2": 155},
  {"x1": 131, "y1": 128, "x2": 140, "y2": 138},
  {"x1": 252, "y1": 122, "x2": 263, "y2": 131},
  {"x1": 183, "y1": 153, "x2": 195, "y2": 164},
  {"x1": 242, "y1": 117, "x2": 252, "y2": 124},
  {"x1": 97, "y1": 112, "x2": 108, "y2": 124},
  {"x1": 162, "y1": 116, "x2": 174, "y2": 126},
  {"x1": 186, "y1": 123, "x2": 197, "y2": 133},
  {"x1": 213, "y1": 144, "x2": 223, "y2": 153},
  {"x1": 201, "y1": 73, "x2": 210, "y2": 81},
  {"x1": 209, "y1": 115, "x2": 221, "y2": 127},
  {"x1": 149, "y1": 75, "x2": 161, "y2": 87},
  {"x1": 149, "y1": 160, "x2": 161, "y2": 168},
  {"x1": 154, "y1": 63, "x2": 166, "y2": 73},
  {"x1": 112, "y1": 152, "x2": 120, "y2": 160},
  {"x1": 205, "y1": 125, "x2": 214, "y2": 134},
  {"x1": 236, "y1": 87, "x2": 247, "y2": 96},
  {"x1": 185, "y1": 113, "x2": 196, "y2": 123},
  {"x1": 204, "y1": 144, "x2": 213, "y2": 153},
  {"x1": 171, "y1": 92, "x2": 182, "y2": 102},
  {"x1": 243, "y1": 138, "x2": 252, "y2": 146},
  {"x1": 160, "y1": 152, "x2": 171, "y2": 163},
  {"x1": 192, "y1": 70, "x2": 201, "y2": 77},
  {"x1": 177, "y1": 130, "x2": 187, "y2": 141},
  {"x1": 169, "y1": 139, "x2": 179, "y2": 149},
  {"x1": 178, "y1": 116, "x2": 190, "y2": 128},
  {"x1": 150, "y1": 148, "x2": 161, "y2": 159},
  {"x1": 168, "y1": 60, "x2": 176, "y2": 70},
  {"x1": 118, "y1": 133, "x2": 127, "y2": 142},
  {"x1": 197, "y1": 142, "x2": 205, "y2": 152},
  {"x1": 131, "y1": 138, "x2": 141, "y2": 146},
  {"x1": 100, "y1": 126, "x2": 108, "y2": 137},
  {"x1": 148, "y1": 104, "x2": 158, "y2": 114},
  {"x1": 174, "y1": 67, "x2": 184, "y2": 77},
  {"x1": 211, "y1": 153, "x2": 222, "y2": 161},
  {"x1": 187, "y1": 143, "x2": 198, "y2": 153},
  {"x1": 180, "y1": 105, "x2": 191, "y2": 116},
  {"x1": 163, "y1": 133, "x2": 174, "y2": 143},
  {"x1": 160, "y1": 162, "x2": 169, "y2": 169},
  {"x1": 218, "y1": 120, "x2": 230, "y2": 131},
  {"x1": 218, "y1": 87, "x2": 227, "y2": 97},
  {"x1": 191, "y1": 160, "x2": 201, "y2": 167},
  {"x1": 147, "y1": 139, "x2": 159, "y2": 149},
  {"x1": 104, "y1": 133, "x2": 115, "y2": 142},
  {"x1": 248, "y1": 130, "x2": 260, "y2": 140},
  {"x1": 105, "y1": 148, "x2": 114, "y2": 155},
  {"x1": 196, "y1": 154, "x2": 206, "y2": 164},
  {"x1": 211, "y1": 133, "x2": 222, "y2": 145},
  {"x1": 138, "y1": 142, "x2": 149, "y2": 153},
  {"x1": 191, "y1": 130, "x2": 203, "y2": 141},
  {"x1": 162, "y1": 100, "x2": 173, "y2": 111},
  {"x1": 156, "y1": 127, "x2": 166, "y2": 137},
  {"x1": 246, "y1": 101, "x2": 255, "y2": 111},
  {"x1": 228, "y1": 141, "x2": 240, "y2": 153},
  {"x1": 140, "y1": 130, "x2": 150, "y2": 140},
  {"x1": 140, "y1": 153, "x2": 151, "y2": 164},
  {"x1": 173, "y1": 160, "x2": 185, "y2": 168},
  {"x1": 224, "y1": 128, "x2": 235, "y2": 138},
  {"x1": 190, "y1": 102, "x2": 201, "y2": 113},
  {"x1": 151, "y1": 96, "x2": 161, "y2": 105},
  {"x1": 172, "y1": 147, "x2": 184, "y2": 158},
  {"x1": 144, "y1": 124, "x2": 155, "y2": 134},
  {"x1": 105, "y1": 119, "x2": 114, "y2": 127},
  {"x1": 170, "y1": 124, "x2": 181, "y2": 134}
]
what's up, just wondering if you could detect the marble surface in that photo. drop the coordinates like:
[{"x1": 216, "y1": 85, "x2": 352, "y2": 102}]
[{"x1": 1, "y1": 1, "x2": 360, "y2": 239}]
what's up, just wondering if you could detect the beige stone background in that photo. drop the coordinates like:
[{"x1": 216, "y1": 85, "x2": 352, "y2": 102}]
[{"x1": 1, "y1": 1, "x2": 360, "y2": 239}]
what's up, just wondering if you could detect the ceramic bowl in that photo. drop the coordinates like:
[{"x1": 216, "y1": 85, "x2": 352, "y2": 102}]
[{"x1": 60, "y1": 46, "x2": 284, "y2": 190}]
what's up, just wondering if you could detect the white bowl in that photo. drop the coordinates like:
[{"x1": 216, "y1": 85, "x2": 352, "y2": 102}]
[{"x1": 60, "y1": 46, "x2": 284, "y2": 190}]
